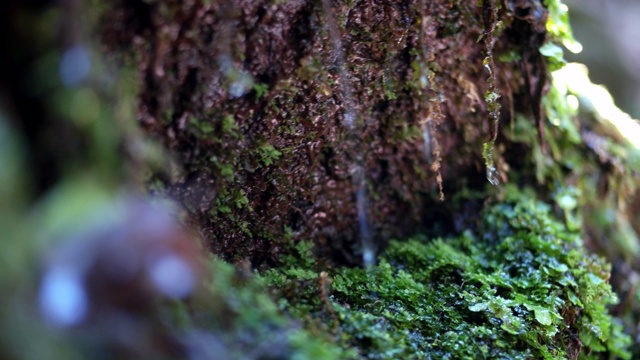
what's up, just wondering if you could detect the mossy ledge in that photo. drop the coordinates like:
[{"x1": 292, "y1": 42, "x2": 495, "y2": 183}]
[
  {"x1": 126, "y1": 185, "x2": 630, "y2": 359},
  {"x1": 260, "y1": 186, "x2": 631, "y2": 359}
]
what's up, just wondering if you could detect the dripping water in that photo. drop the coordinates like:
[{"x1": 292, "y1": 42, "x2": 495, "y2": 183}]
[
  {"x1": 482, "y1": 142, "x2": 500, "y2": 186},
  {"x1": 321, "y1": 0, "x2": 356, "y2": 130},
  {"x1": 486, "y1": 166, "x2": 500, "y2": 185},
  {"x1": 322, "y1": 0, "x2": 375, "y2": 268},
  {"x1": 422, "y1": 125, "x2": 433, "y2": 165},
  {"x1": 354, "y1": 165, "x2": 375, "y2": 268}
]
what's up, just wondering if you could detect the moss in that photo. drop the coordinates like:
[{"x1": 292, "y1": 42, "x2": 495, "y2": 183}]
[
  {"x1": 263, "y1": 186, "x2": 631, "y2": 359},
  {"x1": 258, "y1": 143, "x2": 283, "y2": 167},
  {"x1": 4, "y1": 1, "x2": 638, "y2": 358},
  {"x1": 480, "y1": 0, "x2": 503, "y2": 187},
  {"x1": 511, "y1": 56, "x2": 640, "y2": 264},
  {"x1": 156, "y1": 257, "x2": 342, "y2": 359},
  {"x1": 529, "y1": 57, "x2": 640, "y2": 354},
  {"x1": 544, "y1": 0, "x2": 582, "y2": 55},
  {"x1": 98, "y1": 0, "x2": 541, "y2": 264}
]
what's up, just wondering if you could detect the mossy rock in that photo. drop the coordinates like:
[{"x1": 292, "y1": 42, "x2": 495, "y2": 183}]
[{"x1": 263, "y1": 186, "x2": 631, "y2": 359}]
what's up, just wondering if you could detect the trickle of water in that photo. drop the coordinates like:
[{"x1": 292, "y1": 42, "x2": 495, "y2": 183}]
[
  {"x1": 355, "y1": 169, "x2": 375, "y2": 268},
  {"x1": 321, "y1": 0, "x2": 357, "y2": 131},
  {"x1": 344, "y1": 111, "x2": 356, "y2": 130},
  {"x1": 322, "y1": 0, "x2": 375, "y2": 267},
  {"x1": 422, "y1": 125, "x2": 433, "y2": 164}
]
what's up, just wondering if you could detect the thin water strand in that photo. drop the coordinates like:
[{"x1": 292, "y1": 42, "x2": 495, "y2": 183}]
[
  {"x1": 353, "y1": 165, "x2": 375, "y2": 268},
  {"x1": 356, "y1": 178, "x2": 375, "y2": 268},
  {"x1": 422, "y1": 125, "x2": 432, "y2": 164},
  {"x1": 322, "y1": 0, "x2": 375, "y2": 267},
  {"x1": 321, "y1": 0, "x2": 356, "y2": 130}
]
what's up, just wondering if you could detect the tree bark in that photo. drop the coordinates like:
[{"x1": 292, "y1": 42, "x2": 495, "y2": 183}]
[{"x1": 102, "y1": 0, "x2": 551, "y2": 267}]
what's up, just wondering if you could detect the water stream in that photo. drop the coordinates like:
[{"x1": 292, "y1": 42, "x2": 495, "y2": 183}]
[
  {"x1": 321, "y1": 0, "x2": 375, "y2": 268},
  {"x1": 354, "y1": 165, "x2": 375, "y2": 268}
]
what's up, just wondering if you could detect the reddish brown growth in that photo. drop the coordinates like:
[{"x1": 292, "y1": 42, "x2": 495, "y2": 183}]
[{"x1": 100, "y1": 0, "x2": 551, "y2": 266}]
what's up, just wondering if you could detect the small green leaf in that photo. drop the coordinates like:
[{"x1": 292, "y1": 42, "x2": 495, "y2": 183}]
[
  {"x1": 469, "y1": 302, "x2": 488, "y2": 312},
  {"x1": 534, "y1": 308, "x2": 552, "y2": 326},
  {"x1": 539, "y1": 42, "x2": 564, "y2": 60},
  {"x1": 524, "y1": 304, "x2": 561, "y2": 326}
]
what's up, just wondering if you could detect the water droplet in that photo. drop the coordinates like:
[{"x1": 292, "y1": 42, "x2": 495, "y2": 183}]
[
  {"x1": 419, "y1": 75, "x2": 429, "y2": 89},
  {"x1": 484, "y1": 63, "x2": 492, "y2": 75},
  {"x1": 218, "y1": 54, "x2": 254, "y2": 98},
  {"x1": 486, "y1": 166, "x2": 500, "y2": 186},
  {"x1": 229, "y1": 72, "x2": 253, "y2": 98},
  {"x1": 362, "y1": 248, "x2": 375, "y2": 269}
]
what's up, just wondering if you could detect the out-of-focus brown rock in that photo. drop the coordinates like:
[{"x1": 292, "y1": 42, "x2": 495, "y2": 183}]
[{"x1": 38, "y1": 197, "x2": 202, "y2": 357}]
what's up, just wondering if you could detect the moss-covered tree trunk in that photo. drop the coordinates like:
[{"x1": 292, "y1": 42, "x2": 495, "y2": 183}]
[{"x1": 101, "y1": 0, "x2": 556, "y2": 267}]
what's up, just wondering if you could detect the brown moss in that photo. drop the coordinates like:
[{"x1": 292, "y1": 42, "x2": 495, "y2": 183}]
[{"x1": 100, "y1": 0, "x2": 554, "y2": 266}]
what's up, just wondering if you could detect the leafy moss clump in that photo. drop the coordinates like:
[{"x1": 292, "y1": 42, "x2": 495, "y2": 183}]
[{"x1": 265, "y1": 187, "x2": 630, "y2": 359}]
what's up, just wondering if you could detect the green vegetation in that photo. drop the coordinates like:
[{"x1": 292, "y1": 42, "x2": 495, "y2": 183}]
[
  {"x1": 263, "y1": 186, "x2": 631, "y2": 359},
  {"x1": 162, "y1": 258, "x2": 343, "y2": 360},
  {"x1": 3, "y1": 0, "x2": 638, "y2": 358},
  {"x1": 480, "y1": 0, "x2": 503, "y2": 186}
]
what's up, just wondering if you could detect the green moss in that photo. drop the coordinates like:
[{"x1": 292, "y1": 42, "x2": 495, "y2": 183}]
[
  {"x1": 253, "y1": 82, "x2": 269, "y2": 99},
  {"x1": 480, "y1": 0, "x2": 503, "y2": 187},
  {"x1": 258, "y1": 143, "x2": 283, "y2": 167},
  {"x1": 497, "y1": 50, "x2": 522, "y2": 63},
  {"x1": 158, "y1": 257, "x2": 342, "y2": 359},
  {"x1": 544, "y1": 0, "x2": 581, "y2": 54},
  {"x1": 519, "y1": 59, "x2": 640, "y2": 265},
  {"x1": 264, "y1": 187, "x2": 631, "y2": 359}
]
